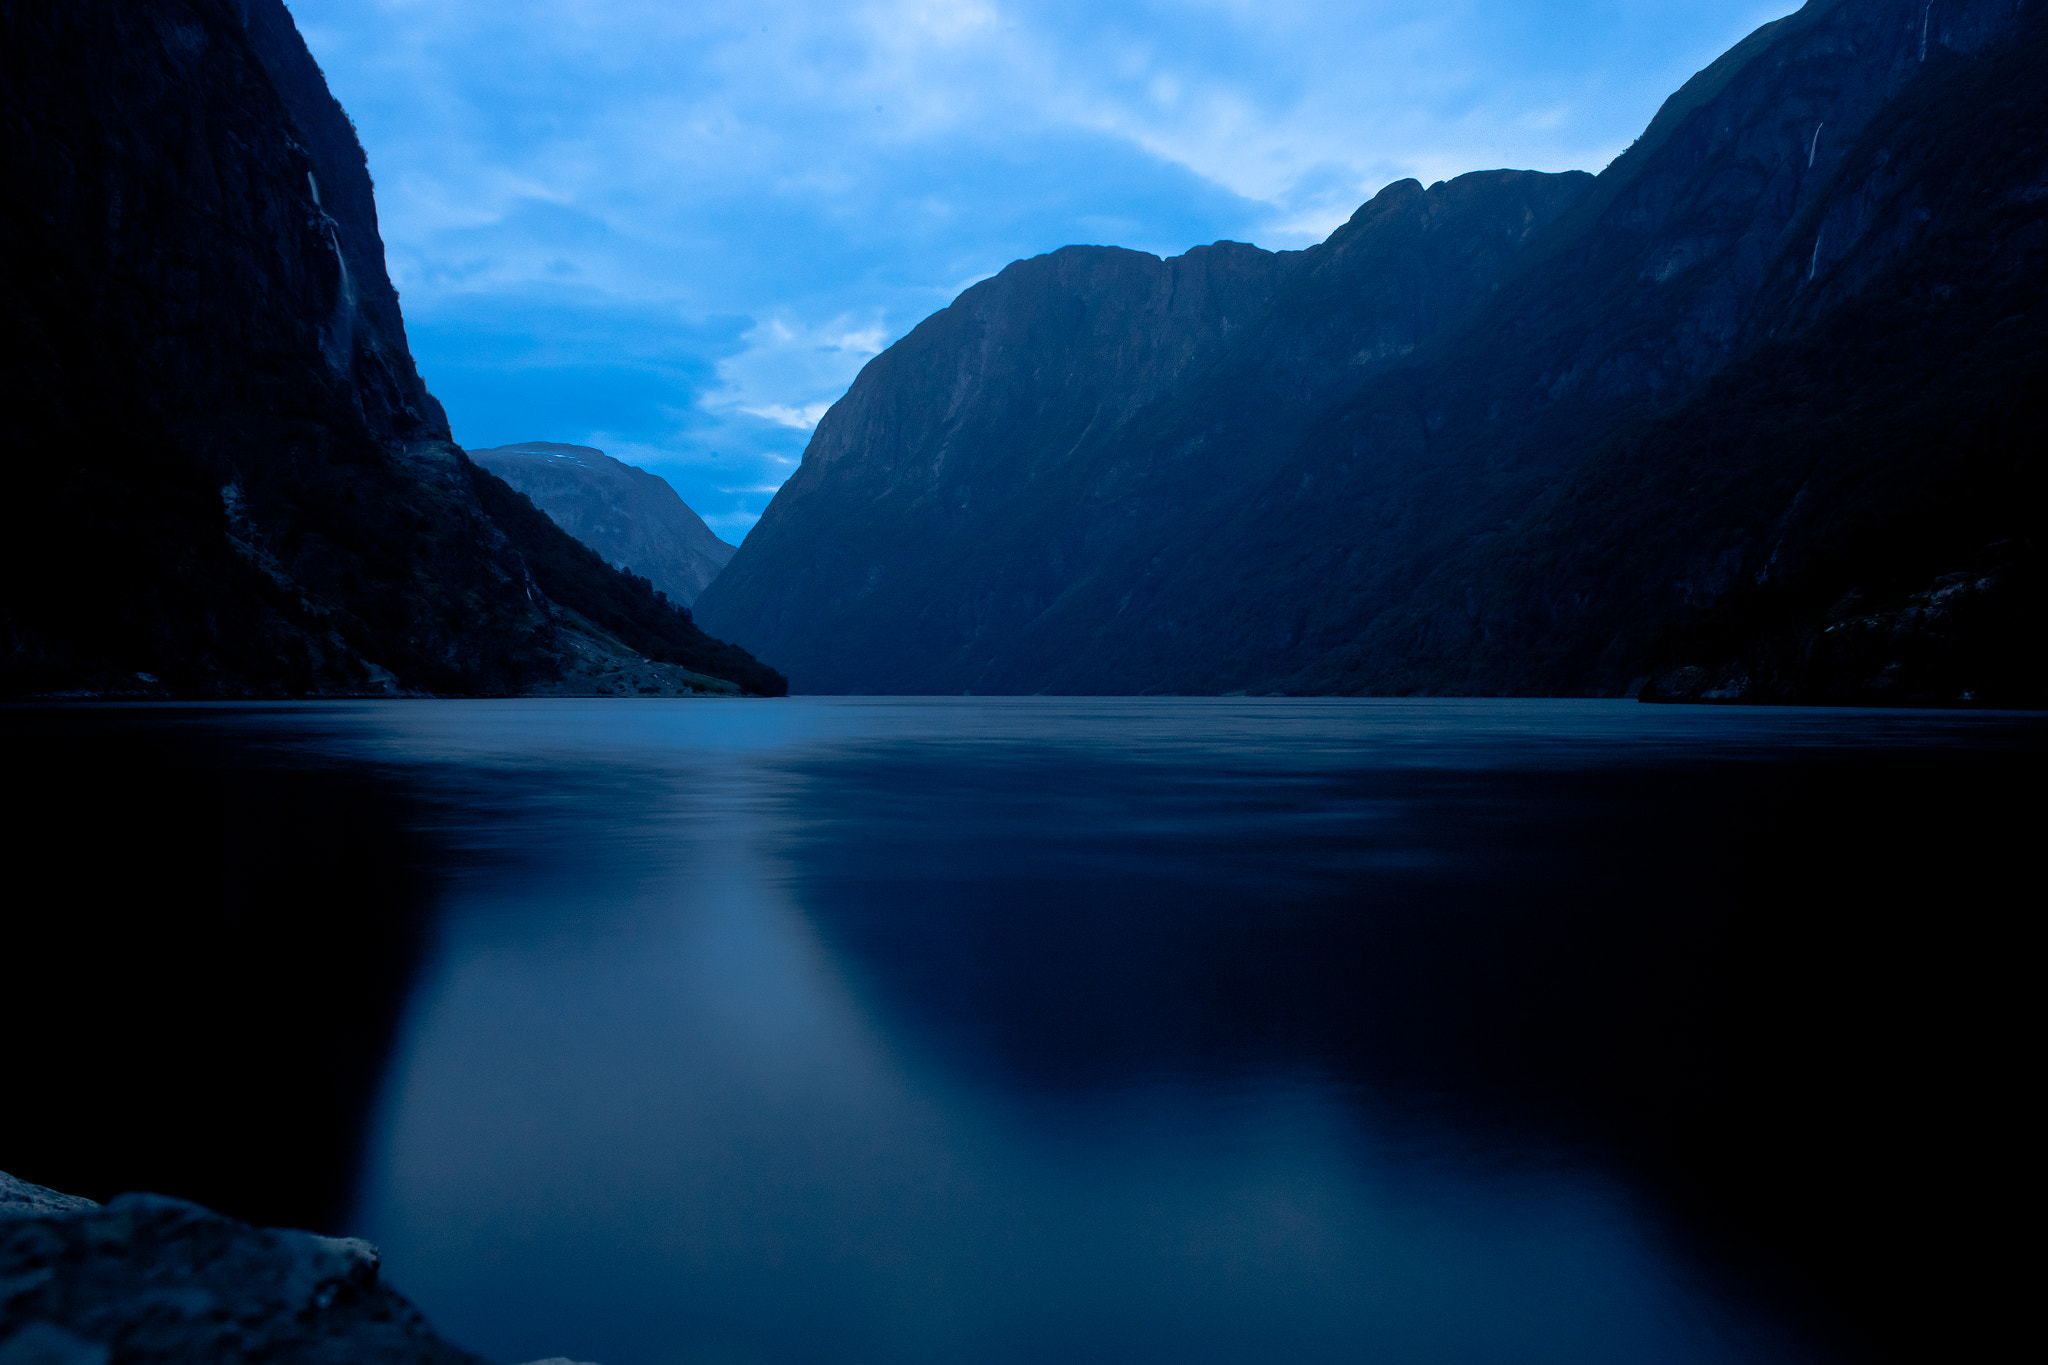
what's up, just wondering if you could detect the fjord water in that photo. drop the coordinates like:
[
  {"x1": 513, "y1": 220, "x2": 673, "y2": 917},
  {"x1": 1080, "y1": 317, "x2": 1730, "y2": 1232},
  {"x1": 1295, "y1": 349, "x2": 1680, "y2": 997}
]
[{"x1": 5, "y1": 699, "x2": 2033, "y2": 1364}]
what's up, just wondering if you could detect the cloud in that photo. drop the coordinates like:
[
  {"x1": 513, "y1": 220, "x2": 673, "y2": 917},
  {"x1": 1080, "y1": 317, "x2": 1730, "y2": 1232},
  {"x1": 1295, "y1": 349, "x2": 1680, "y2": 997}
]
[
  {"x1": 743, "y1": 405, "x2": 834, "y2": 430},
  {"x1": 709, "y1": 315, "x2": 890, "y2": 432},
  {"x1": 290, "y1": 0, "x2": 1795, "y2": 539}
]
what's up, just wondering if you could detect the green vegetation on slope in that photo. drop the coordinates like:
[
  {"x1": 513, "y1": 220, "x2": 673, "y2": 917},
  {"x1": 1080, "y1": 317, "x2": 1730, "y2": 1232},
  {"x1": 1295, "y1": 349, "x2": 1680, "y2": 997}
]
[{"x1": 470, "y1": 468, "x2": 787, "y2": 696}]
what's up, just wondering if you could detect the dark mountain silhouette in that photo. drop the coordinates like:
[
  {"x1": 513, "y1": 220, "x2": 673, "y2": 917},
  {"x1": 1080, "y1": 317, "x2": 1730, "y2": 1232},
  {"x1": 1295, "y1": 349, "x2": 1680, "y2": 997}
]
[
  {"x1": 695, "y1": 0, "x2": 2045, "y2": 703},
  {"x1": 469, "y1": 443, "x2": 737, "y2": 607},
  {"x1": 0, "y1": 0, "x2": 783, "y2": 698}
]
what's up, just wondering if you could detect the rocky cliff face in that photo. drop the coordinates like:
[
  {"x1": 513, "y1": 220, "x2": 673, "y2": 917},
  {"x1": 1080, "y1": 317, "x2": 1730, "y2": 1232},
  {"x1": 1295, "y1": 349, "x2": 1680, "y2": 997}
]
[
  {"x1": 696, "y1": 0, "x2": 2044, "y2": 701},
  {"x1": 1315, "y1": 0, "x2": 2048, "y2": 702},
  {"x1": 0, "y1": 0, "x2": 782, "y2": 697},
  {"x1": 470, "y1": 444, "x2": 736, "y2": 607}
]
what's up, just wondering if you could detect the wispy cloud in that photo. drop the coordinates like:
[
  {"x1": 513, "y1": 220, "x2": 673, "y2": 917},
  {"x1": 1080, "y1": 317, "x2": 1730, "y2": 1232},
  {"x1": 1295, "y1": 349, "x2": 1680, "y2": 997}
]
[{"x1": 711, "y1": 316, "x2": 890, "y2": 432}]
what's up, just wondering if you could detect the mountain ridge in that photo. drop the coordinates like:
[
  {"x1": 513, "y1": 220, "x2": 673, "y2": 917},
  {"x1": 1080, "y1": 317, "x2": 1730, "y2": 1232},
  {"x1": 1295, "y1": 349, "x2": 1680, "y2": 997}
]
[
  {"x1": 469, "y1": 443, "x2": 736, "y2": 608},
  {"x1": 699, "y1": 168, "x2": 1595, "y2": 691},
  {"x1": 695, "y1": 0, "x2": 2043, "y2": 702}
]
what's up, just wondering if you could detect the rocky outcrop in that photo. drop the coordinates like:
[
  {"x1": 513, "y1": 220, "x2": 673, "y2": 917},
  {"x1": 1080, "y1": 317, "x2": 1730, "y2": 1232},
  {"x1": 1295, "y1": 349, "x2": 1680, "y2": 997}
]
[
  {"x1": 0, "y1": 0, "x2": 782, "y2": 698},
  {"x1": 469, "y1": 444, "x2": 736, "y2": 607},
  {"x1": 1, "y1": 1172, "x2": 486, "y2": 1365},
  {"x1": 696, "y1": 0, "x2": 2045, "y2": 701}
]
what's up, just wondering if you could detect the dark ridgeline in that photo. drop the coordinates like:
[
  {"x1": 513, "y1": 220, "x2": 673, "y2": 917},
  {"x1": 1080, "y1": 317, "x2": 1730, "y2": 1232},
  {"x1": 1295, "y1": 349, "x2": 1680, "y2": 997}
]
[
  {"x1": 469, "y1": 443, "x2": 738, "y2": 608},
  {"x1": 695, "y1": 0, "x2": 2046, "y2": 703},
  {"x1": 0, "y1": 0, "x2": 783, "y2": 697}
]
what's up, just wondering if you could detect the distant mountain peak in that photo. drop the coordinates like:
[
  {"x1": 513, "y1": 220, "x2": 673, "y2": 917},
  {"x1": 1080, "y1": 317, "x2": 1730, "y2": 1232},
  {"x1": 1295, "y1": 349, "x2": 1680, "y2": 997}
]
[
  {"x1": 482, "y1": 441, "x2": 605, "y2": 464},
  {"x1": 469, "y1": 443, "x2": 737, "y2": 607}
]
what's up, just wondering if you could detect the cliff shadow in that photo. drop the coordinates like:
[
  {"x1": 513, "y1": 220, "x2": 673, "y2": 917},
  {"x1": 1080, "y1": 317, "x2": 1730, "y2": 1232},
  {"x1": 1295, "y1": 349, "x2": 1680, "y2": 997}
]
[{"x1": 0, "y1": 705, "x2": 449, "y2": 1234}]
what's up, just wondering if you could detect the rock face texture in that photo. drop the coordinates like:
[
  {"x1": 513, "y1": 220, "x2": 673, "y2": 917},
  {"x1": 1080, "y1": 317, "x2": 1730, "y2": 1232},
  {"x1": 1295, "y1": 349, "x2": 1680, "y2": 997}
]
[
  {"x1": 1, "y1": 1173, "x2": 486, "y2": 1365},
  {"x1": 696, "y1": 0, "x2": 2045, "y2": 702},
  {"x1": 0, "y1": 0, "x2": 782, "y2": 697},
  {"x1": 469, "y1": 444, "x2": 737, "y2": 607}
]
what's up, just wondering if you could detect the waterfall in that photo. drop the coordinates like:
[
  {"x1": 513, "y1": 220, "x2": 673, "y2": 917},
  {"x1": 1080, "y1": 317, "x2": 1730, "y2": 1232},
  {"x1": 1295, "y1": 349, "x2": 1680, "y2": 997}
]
[{"x1": 307, "y1": 173, "x2": 358, "y2": 374}]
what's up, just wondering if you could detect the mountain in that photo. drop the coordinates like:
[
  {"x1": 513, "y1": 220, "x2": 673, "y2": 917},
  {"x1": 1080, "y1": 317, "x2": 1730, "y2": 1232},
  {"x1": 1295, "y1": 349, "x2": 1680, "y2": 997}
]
[
  {"x1": 695, "y1": 0, "x2": 2046, "y2": 703},
  {"x1": 468, "y1": 443, "x2": 737, "y2": 607},
  {"x1": 0, "y1": 0, "x2": 784, "y2": 698}
]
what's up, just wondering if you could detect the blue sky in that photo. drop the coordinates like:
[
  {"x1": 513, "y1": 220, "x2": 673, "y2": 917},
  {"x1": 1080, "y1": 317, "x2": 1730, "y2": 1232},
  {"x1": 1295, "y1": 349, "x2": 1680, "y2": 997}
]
[{"x1": 289, "y1": 0, "x2": 1790, "y2": 542}]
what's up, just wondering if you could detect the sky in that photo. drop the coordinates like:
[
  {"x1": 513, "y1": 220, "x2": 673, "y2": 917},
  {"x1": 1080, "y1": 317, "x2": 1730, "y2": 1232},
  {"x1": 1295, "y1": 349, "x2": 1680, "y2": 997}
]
[{"x1": 288, "y1": 0, "x2": 1791, "y2": 543}]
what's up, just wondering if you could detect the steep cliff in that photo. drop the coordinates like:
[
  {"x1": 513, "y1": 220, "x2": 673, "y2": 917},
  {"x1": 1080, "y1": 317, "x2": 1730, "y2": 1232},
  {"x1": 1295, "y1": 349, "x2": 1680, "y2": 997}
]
[
  {"x1": 1338, "y1": 0, "x2": 2048, "y2": 704},
  {"x1": 470, "y1": 443, "x2": 736, "y2": 607},
  {"x1": 0, "y1": 0, "x2": 783, "y2": 697},
  {"x1": 696, "y1": 0, "x2": 2044, "y2": 701},
  {"x1": 1286, "y1": 0, "x2": 2048, "y2": 703}
]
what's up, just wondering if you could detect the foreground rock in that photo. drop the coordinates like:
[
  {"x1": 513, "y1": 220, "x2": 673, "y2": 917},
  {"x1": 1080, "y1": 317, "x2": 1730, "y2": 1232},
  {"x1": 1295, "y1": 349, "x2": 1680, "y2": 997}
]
[{"x1": 1, "y1": 1172, "x2": 484, "y2": 1365}]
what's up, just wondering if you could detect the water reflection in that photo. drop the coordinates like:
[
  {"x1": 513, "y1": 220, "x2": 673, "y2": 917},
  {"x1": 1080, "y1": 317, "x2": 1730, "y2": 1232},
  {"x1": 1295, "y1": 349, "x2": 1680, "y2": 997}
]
[
  {"x1": 335, "y1": 699, "x2": 2032, "y2": 1365},
  {"x1": 5, "y1": 699, "x2": 2035, "y2": 1365}
]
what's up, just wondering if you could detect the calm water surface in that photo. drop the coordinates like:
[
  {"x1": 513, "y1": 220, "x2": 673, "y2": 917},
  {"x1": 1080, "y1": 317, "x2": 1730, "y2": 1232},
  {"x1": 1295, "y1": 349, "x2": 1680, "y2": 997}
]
[{"x1": 8, "y1": 698, "x2": 2035, "y2": 1365}]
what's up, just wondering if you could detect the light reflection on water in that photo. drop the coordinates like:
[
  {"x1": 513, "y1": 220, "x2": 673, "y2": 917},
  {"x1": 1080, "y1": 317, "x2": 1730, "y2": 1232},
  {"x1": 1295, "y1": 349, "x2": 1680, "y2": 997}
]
[{"x1": 316, "y1": 698, "x2": 2028, "y2": 1365}]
